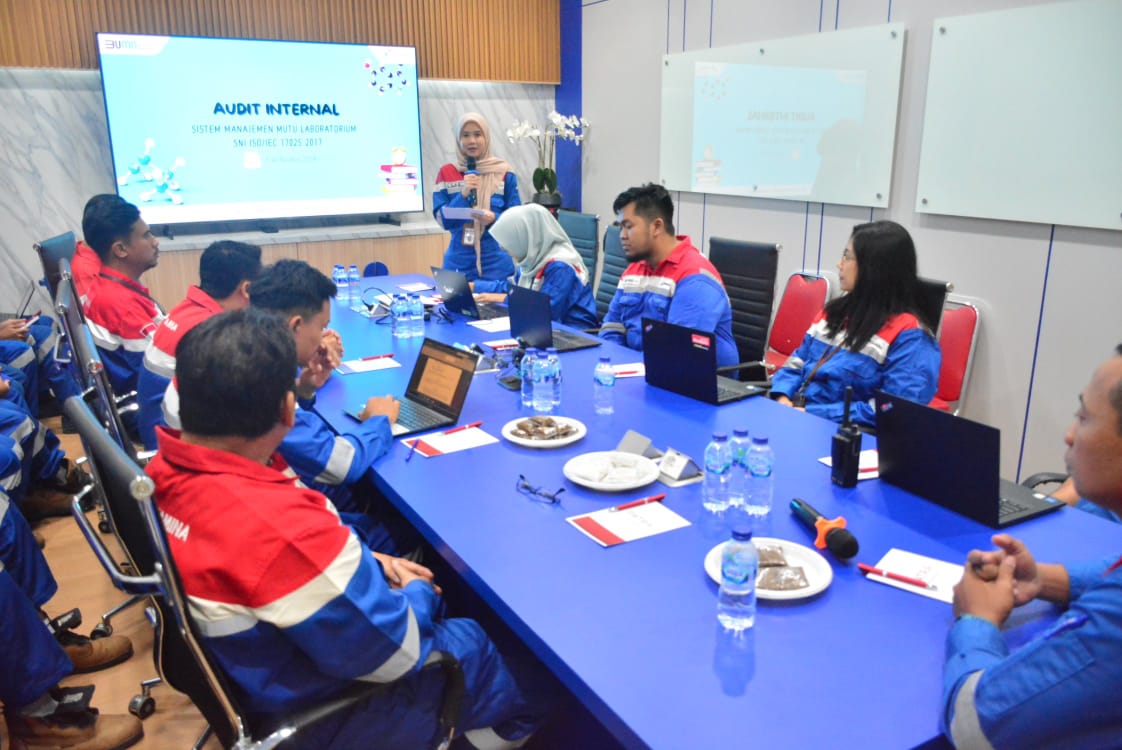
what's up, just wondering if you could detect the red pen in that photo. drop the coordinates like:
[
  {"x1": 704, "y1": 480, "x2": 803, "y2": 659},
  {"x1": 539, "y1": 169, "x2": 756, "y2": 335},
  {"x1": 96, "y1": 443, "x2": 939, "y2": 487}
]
[
  {"x1": 361, "y1": 353, "x2": 394, "y2": 361},
  {"x1": 859, "y1": 466, "x2": 878, "y2": 473},
  {"x1": 858, "y1": 563, "x2": 936, "y2": 590},
  {"x1": 610, "y1": 493, "x2": 666, "y2": 512},
  {"x1": 443, "y1": 421, "x2": 482, "y2": 435}
]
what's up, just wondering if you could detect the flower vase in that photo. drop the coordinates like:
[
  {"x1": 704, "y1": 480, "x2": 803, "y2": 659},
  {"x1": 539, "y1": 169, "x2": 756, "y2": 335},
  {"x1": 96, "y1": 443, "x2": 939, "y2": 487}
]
[{"x1": 531, "y1": 191, "x2": 563, "y2": 214}]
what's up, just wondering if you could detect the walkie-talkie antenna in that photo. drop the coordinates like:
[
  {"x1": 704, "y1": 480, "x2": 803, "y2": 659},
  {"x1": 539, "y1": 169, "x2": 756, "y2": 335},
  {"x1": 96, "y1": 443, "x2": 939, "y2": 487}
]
[{"x1": 841, "y1": 386, "x2": 854, "y2": 428}]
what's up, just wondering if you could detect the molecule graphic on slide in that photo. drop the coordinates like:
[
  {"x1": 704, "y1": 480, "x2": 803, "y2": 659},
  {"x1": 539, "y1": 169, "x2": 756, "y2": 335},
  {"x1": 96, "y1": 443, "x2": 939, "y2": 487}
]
[
  {"x1": 364, "y1": 61, "x2": 411, "y2": 96},
  {"x1": 117, "y1": 138, "x2": 187, "y2": 204}
]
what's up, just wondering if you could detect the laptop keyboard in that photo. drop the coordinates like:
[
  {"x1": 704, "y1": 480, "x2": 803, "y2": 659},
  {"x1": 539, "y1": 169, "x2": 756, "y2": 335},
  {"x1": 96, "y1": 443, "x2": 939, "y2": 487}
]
[
  {"x1": 717, "y1": 382, "x2": 745, "y2": 400},
  {"x1": 396, "y1": 399, "x2": 447, "y2": 431},
  {"x1": 998, "y1": 496, "x2": 1029, "y2": 518},
  {"x1": 552, "y1": 329, "x2": 600, "y2": 350},
  {"x1": 477, "y1": 303, "x2": 506, "y2": 320}
]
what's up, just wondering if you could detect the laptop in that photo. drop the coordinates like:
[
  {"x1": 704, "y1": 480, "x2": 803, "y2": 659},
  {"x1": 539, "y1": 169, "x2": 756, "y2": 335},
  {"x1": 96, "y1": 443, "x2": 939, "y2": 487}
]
[
  {"x1": 431, "y1": 267, "x2": 507, "y2": 320},
  {"x1": 346, "y1": 338, "x2": 477, "y2": 436},
  {"x1": 640, "y1": 318, "x2": 765, "y2": 405},
  {"x1": 508, "y1": 286, "x2": 601, "y2": 353},
  {"x1": 875, "y1": 391, "x2": 1064, "y2": 528}
]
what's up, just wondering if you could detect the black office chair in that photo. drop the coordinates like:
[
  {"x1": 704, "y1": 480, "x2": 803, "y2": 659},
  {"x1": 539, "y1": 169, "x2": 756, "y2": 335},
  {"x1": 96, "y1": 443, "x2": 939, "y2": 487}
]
[
  {"x1": 64, "y1": 394, "x2": 466, "y2": 749},
  {"x1": 595, "y1": 224, "x2": 629, "y2": 320},
  {"x1": 556, "y1": 209, "x2": 600, "y2": 298},
  {"x1": 55, "y1": 266, "x2": 139, "y2": 464},
  {"x1": 915, "y1": 277, "x2": 953, "y2": 336},
  {"x1": 707, "y1": 238, "x2": 780, "y2": 381},
  {"x1": 33, "y1": 230, "x2": 76, "y2": 300}
]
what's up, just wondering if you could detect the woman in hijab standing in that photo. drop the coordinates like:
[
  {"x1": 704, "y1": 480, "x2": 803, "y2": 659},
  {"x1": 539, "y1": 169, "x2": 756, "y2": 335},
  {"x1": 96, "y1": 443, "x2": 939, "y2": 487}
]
[
  {"x1": 484, "y1": 203, "x2": 599, "y2": 329},
  {"x1": 433, "y1": 113, "x2": 521, "y2": 293}
]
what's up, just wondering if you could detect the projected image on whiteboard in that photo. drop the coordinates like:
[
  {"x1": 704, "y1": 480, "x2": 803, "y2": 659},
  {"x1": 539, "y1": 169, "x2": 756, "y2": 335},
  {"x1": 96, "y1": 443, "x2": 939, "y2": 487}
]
[{"x1": 691, "y1": 63, "x2": 866, "y2": 198}]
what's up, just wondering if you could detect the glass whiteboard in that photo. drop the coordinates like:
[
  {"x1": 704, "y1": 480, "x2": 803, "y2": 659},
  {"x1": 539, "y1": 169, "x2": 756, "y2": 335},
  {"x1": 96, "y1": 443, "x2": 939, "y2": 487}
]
[
  {"x1": 915, "y1": 0, "x2": 1122, "y2": 231},
  {"x1": 659, "y1": 24, "x2": 905, "y2": 209}
]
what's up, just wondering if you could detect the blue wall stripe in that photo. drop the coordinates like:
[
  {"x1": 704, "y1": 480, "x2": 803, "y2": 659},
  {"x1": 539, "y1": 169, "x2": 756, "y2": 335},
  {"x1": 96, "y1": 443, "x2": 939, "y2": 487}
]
[
  {"x1": 708, "y1": 0, "x2": 715, "y2": 47},
  {"x1": 682, "y1": 0, "x2": 688, "y2": 50},
  {"x1": 887, "y1": 0, "x2": 894, "y2": 22},
  {"x1": 818, "y1": 0, "x2": 825, "y2": 32},
  {"x1": 666, "y1": 0, "x2": 671, "y2": 54},
  {"x1": 803, "y1": 203, "x2": 812, "y2": 270},
  {"x1": 816, "y1": 203, "x2": 825, "y2": 272},
  {"x1": 555, "y1": 0, "x2": 583, "y2": 210},
  {"x1": 835, "y1": 0, "x2": 841, "y2": 29},
  {"x1": 1016, "y1": 224, "x2": 1057, "y2": 482}
]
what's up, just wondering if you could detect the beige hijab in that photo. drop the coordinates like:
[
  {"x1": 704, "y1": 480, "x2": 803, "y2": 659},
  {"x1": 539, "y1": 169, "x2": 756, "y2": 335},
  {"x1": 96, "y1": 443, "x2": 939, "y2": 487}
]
[
  {"x1": 490, "y1": 203, "x2": 590, "y2": 288},
  {"x1": 456, "y1": 113, "x2": 511, "y2": 260}
]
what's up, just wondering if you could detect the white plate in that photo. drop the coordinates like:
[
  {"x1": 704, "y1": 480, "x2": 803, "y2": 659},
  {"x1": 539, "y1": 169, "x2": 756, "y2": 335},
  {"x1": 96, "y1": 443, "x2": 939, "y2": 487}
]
[
  {"x1": 562, "y1": 451, "x2": 661, "y2": 492},
  {"x1": 704, "y1": 537, "x2": 833, "y2": 601},
  {"x1": 501, "y1": 417, "x2": 587, "y2": 449}
]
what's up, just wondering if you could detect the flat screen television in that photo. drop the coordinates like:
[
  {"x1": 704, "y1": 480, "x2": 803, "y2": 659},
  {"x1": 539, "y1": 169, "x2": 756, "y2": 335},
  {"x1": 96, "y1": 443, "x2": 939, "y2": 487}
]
[{"x1": 96, "y1": 33, "x2": 424, "y2": 230}]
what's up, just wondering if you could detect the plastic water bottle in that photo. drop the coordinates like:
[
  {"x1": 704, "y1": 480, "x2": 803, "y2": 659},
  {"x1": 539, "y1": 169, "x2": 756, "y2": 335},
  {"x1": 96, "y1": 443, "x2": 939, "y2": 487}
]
[
  {"x1": 532, "y1": 352, "x2": 554, "y2": 413},
  {"x1": 718, "y1": 528, "x2": 758, "y2": 631},
  {"x1": 347, "y1": 265, "x2": 362, "y2": 310},
  {"x1": 593, "y1": 356, "x2": 615, "y2": 415},
  {"x1": 391, "y1": 294, "x2": 408, "y2": 339},
  {"x1": 520, "y1": 349, "x2": 537, "y2": 408},
  {"x1": 546, "y1": 348, "x2": 562, "y2": 409},
  {"x1": 744, "y1": 436, "x2": 774, "y2": 517},
  {"x1": 408, "y1": 293, "x2": 424, "y2": 338},
  {"x1": 332, "y1": 264, "x2": 346, "y2": 302},
  {"x1": 703, "y1": 433, "x2": 732, "y2": 512},
  {"x1": 728, "y1": 429, "x2": 750, "y2": 508}
]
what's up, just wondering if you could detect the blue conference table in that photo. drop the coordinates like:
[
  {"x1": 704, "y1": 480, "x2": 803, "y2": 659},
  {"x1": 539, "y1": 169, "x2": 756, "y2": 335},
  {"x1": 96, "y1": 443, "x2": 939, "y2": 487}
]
[{"x1": 314, "y1": 276, "x2": 1122, "y2": 749}]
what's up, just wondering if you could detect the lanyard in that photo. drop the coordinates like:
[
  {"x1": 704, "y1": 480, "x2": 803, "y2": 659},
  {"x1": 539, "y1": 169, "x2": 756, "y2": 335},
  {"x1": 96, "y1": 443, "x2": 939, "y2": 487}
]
[
  {"x1": 793, "y1": 343, "x2": 844, "y2": 405},
  {"x1": 98, "y1": 272, "x2": 166, "y2": 314}
]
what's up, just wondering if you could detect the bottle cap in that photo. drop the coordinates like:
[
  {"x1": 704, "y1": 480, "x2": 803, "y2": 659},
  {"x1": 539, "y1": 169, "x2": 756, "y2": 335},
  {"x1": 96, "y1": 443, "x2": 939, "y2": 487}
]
[
  {"x1": 751, "y1": 435, "x2": 769, "y2": 445},
  {"x1": 731, "y1": 528, "x2": 753, "y2": 542},
  {"x1": 733, "y1": 428, "x2": 749, "y2": 438},
  {"x1": 598, "y1": 356, "x2": 611, "y2": 363},
  {"x1": 712, "y1": 433, "x2": 728, "y2": 441}
]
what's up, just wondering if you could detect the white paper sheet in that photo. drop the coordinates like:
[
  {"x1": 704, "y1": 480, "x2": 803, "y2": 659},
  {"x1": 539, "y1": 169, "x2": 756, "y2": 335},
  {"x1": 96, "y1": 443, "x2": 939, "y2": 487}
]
[{"x1": 864, "y1": 548, "x2": 964, "y2": 604}]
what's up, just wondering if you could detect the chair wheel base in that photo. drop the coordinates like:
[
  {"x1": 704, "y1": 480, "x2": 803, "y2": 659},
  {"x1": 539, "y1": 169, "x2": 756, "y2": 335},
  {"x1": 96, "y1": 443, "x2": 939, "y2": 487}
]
[
  {"x1": 98, "y1": 520, "x2": 112, "y2": 533},
  {"x1": 129, "y1": 694, "x2": 156, "y2": 719},
  {"x1": 90, "y1": 623, "x2": 113, "y2": 639}
]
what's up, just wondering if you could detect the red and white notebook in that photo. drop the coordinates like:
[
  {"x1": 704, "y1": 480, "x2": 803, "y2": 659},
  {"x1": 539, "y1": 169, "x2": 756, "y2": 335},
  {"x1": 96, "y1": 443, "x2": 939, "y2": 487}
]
[
  {"x1": 403, "y1": 425, "x2": 497, "y2": 458},
  {"x1": 566, "y1": 502, "x2": 689, "y2": 547}
]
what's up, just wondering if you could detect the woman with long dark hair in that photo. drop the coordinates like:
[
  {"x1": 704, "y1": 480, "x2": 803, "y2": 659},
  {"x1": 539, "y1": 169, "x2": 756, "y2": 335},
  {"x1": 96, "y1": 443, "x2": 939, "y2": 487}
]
[{"x1": 770, "y1": 220, "x2": 941, "y2": 426}]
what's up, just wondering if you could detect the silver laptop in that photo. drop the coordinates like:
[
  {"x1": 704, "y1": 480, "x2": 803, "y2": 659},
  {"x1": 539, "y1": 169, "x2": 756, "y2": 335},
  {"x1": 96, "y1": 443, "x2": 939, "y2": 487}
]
[{"x1": 347, "y1": 338, "x2": 477, "y2": 436}]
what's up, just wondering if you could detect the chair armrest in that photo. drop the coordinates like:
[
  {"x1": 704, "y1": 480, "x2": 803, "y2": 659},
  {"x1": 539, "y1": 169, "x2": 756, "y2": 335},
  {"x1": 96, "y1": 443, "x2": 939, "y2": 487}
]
[
  {"x1": 1021, "y1": 472, "x2": 1068, "y2": 490},
  {"x1": 70, "y1": 493, "x2": 161, "y2": 597}
]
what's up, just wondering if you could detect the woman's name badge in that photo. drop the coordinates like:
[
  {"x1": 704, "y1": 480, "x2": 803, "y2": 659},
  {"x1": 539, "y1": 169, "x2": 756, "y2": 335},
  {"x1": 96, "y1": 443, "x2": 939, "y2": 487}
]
[{"x1": 462, "y1": 225, "x2": 477, "y2": 245}]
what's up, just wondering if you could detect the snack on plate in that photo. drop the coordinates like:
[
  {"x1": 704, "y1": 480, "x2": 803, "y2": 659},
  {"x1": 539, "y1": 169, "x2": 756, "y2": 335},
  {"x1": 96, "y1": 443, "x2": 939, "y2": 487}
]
[
  {"x1": 511, "y1": 416, "x2": 577, "y2": 441},
  {"x1": 758, "y1": 565, "x2": 810, "y2": 591},
  {"x1": 756, "y1": 544, "x2": 788, "y2": 568},
  {"x1": 576, "y1": 453, "x2": 646, "y2": 483}
]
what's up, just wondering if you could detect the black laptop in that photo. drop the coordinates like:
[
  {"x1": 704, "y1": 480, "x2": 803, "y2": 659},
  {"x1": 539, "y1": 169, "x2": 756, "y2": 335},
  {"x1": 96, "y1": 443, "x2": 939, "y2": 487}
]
[
  {"x1": 640, "y1": 318, "x2": 764, "y2": 405},
  {"x1": 507, "y1": 286, "x2": 600, "y2": 353},
  {"x1": 431, "y1": 267, "x2": 507, "y2": 320},
  {"x1": 346, "y1": 338, "x2": 477, "y2": 436},
  {"x1": 875, "y1": 391, "x2": 1064, "y2": 528}
]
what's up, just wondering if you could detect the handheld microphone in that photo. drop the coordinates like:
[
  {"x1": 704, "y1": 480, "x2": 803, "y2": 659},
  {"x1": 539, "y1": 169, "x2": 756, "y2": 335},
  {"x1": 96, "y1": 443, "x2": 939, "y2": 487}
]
[
  {"x1": 831, "y1": 386, "x2": 863, "y2": 488},
  {"x1": 465, "y1": 156, "x2": 478, "y2": 207},
  {"x1": 790, "y1": 497, "x2": 859, "y2": 560}
]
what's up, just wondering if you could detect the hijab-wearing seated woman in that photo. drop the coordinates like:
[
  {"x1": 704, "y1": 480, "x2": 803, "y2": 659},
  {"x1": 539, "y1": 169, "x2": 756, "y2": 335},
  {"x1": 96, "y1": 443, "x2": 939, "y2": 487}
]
[
  {"x1": 770, "y1": 220, "x2": 941, "y2": 427},
  {"x1": 481, "y1": 203, "x2": 599, "y2": 330}
]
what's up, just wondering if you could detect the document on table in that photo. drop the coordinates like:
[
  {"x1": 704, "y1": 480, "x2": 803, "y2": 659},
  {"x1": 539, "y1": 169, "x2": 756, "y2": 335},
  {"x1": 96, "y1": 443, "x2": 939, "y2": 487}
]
[
  {"x1": 335, "y1": 357, "x2": 402, "y2": 374},
  {"x1": 612, "y1": 362, "x2": 646, "y2": 378},
  {"x1": 817, "y1": 449, "x2": 880, "y2": 480},
  {"x1": 398, "y1": 281, "x2": 434, "y2": 293},
  {"x1": 864, "y1": 548, "x2": 964, "y2": 603},
  {"x1": 482, "y1": 338, "x2": 520, "y2": 350},
  {"x1": 403, "y1": 426, "x2": 497, "y2": 458},
  {"x1": 567, "y1": 503, "x2": 690, "y2": 547},
  {"x1": 467, "y1": 317, "x2": 511, "y2": 333}
]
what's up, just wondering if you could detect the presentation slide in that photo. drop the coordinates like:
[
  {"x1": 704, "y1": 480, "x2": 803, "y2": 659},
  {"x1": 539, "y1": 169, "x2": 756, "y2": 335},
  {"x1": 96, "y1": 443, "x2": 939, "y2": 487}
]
[
  {"x1": 690, "y1": 63, "x2": 867, "y2": 198},
  {"x1": 97, "y1": 34, "x2": 424, "y2": 225}
]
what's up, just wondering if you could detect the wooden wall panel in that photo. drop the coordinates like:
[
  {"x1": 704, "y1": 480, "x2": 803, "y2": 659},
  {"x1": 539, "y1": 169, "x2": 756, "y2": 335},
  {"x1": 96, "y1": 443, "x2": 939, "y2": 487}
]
[
  {"x1": 0, "y1": 0, "x2": 560, "y2": 82},
  {"x1": 142, "y1": 233, "x2": 447, "y2": 308}
]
